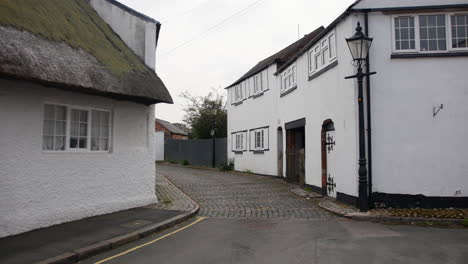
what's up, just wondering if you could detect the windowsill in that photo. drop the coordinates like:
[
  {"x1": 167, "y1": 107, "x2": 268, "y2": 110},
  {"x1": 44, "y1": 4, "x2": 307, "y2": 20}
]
[
  {"x1": 308, "y1": 60, "x2": 338, "y2": 81},
  {"x1": 391, "y1": 51, "x2": 468, "y2": 59},
  {"x1": 280, "y1": 85, "x2": 297, "y2": 98},
  {"x1": 253, "y1": 150, "x2": 264, "y2": 154},
  {"x1": 42, "y1": 150, "x2": 111, "y2": 154},
  {"x1": 232, "y1": 100, "x2": 243, "y2": 106},
  {"x1": 252, "y1": 91, "x2": 264, "y2": 98},
  {"x1": 233, "y1": 151, "x2": 243, "y2": 154}
]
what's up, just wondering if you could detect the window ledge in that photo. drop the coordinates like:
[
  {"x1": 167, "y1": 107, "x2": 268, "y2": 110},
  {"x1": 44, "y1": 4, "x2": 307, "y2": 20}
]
[
  {"x1": 280, "y1": 85, "x2": 297, "y2": 98},
  {"x1": 253, "y1": 150, "x2": 265, "y2": 154},
  {"x1": 233, "y1": 151, "x2": 243, "y2": 154},
  {"x1": 308, "y1": 60, "x2": 338, "y2": 81},
  {"x1": 252, "y1": 91, "x2": 264, "y2": 98},
  {"x1": 391, "y1": 51, "x2": 468, "y2": 59},
  {"x1": 232, "y1": 100, "x2": 243, "y2": 106}
]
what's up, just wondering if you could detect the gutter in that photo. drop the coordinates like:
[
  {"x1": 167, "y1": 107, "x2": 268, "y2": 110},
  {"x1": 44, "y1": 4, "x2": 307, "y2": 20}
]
[{"x1": 364, "y1": 12, "x2": 373, "y2": 208}]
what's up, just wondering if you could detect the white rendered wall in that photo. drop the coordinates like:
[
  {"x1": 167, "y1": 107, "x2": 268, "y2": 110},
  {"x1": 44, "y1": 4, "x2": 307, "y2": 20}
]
[
  {"x1": 366, "y1": 11, "x2": 468, "y2": 197},
  {"x1": 154, "y1": 131, "x2": 165, "y2": 161},
  {"x1": 277, "y1": 16, "x2": 360, "y2": 197},
  {"x1": 0, "y1": 79, "x2": 157, "y2": 237},
  {"x1": 89, "y1": 0, "x2": 157, "y2": 70},
  {"x1": 227, "y1": 65, "x2": 279, "y2": 176}
]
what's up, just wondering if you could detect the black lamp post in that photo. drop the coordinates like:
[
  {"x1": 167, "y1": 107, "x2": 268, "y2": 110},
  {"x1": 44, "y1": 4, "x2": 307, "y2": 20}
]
[
  {"x1": 345, "y1": 22, "x2": 376, "y2": 212},
  {"x1": 211, "y1": 106, "x2": 217, "y2": 168}
]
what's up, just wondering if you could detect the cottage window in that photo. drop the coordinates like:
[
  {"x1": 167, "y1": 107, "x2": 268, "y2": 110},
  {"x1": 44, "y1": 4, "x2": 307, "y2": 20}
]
[
  {"x1": 450, "y1": 14, "x2": 468, "y2": 49},
  {"x1": 42, "y1": 104, "x2": 111, "y2": 152},
  {"x1": 308, "y1": 31, "x2": 337, "y2": 75},
  {"x1": 391, "y1": 14, "x2": 468, "y2": 53},
  {"x1": 253, "y1": 73, "x2": 263, "y2": 94},
  {"x1": 234, "y1": 84, "x2": 243, "y2": 103},
  {"x1": 233, "y1": 132, "x2": 246, "y2": 151},
  {"x1": 43, "y1": 104, "x2": 67, "y2": 151},
  {"x1": 394, "y1": 16, "x2": 416, "y2": 50},
  {"x1": 419, "y1": 15, "x2": 446, "y2": 51},
  {"x1": 255, "y1": 130, "x2": 264, "y2": 149},
  {"x1": 280, "y1": 64, "x2": 296, "y2": 94}
]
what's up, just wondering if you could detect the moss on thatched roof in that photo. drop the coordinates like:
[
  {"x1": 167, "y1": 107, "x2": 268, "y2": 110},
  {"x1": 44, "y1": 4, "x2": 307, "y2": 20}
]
[{"x1": 0, "y1": 0, "x2": 172, "y2": 104}]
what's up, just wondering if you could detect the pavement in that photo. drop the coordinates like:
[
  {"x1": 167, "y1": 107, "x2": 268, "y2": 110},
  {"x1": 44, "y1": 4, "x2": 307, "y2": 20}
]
[
  {"x1": 0, "y1": 172, "x2": 198, "y2": 264},
  {"x1": 80, "y1": 164, "x2": 468, "y2": 264}
]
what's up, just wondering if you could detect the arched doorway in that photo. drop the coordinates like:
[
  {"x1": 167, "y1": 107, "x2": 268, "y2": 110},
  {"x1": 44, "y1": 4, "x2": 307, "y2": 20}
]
[
  {"x1": 277, "y1": 127, "x2": 283, "y2": 177},
  {"x1": 321, "y1": 119, "x2": 336, "y2": 198}
]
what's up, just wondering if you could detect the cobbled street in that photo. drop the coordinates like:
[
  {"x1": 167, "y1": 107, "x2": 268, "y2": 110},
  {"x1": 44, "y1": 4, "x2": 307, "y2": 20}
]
[{"x1": 157, "y1": 163, "x2": 334, "y2": 220}]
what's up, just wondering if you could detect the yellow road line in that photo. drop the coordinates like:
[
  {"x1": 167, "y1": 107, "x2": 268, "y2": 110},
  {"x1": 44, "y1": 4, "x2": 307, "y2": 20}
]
[{"x1": 95, "y1": 217, "x2": 206, "y2": 264}]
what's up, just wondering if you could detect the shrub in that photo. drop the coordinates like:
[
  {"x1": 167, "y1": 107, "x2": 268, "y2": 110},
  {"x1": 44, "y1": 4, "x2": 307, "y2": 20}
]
[
  {"x1": 169, "y1": 160, "x2": 178, "y2": 164},
  {"x1": 181, "y1": 160, "x2": 190, "y2": 166},
  {"x1": 244, "y1": 169, "x2": 253, "y2": 174},
  {"x1": 219, "y1": 158, "x2": 235, "y2": 171}
]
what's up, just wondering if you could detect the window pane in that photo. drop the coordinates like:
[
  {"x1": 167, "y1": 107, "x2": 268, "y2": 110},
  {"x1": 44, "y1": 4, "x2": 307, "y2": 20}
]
[
  {"x1": 71, "y1": 122, "x2": 79, "y2": 136},
  {"x1": 79, "y1": 123, "x2": 87, "y2": 136},
  {"x1": 401, "y1": 17, "x2": 409, "y2": 27},
  {"x1": 457, "y1": 26, "x2": 466, "y2": 38},
  {"x1": 70, "y1": 137, "x2": 78, "y2": 148},
  {"x1": 55, "y1": 121, "x2": 66, "y2": 135},
  {"x1": 99, "y1": 139, "x2": 108, "y2": 151},
  {"x1": 44, "y1": 105, "x2": 55, "y2": 120},
  {"x1": 99, "y1": 125, "x2": 109, "y2": 138},
  {"x1": 420, "y1": 40, "x2": 428, "y2": 51},
  {"x1": 429, "y1": 39, "x2": 437, "y2": 50},
  {"x1": 92, "y1": 111, "x2": 100, "y2": 124},
  {"x1": 55, "y1": 106, "x2": 66, "y2": 120},
  {"x1": 401, "y1": 28, "x2": 409, "y2": 39},
  {"x1": 71, "y1": 110, "x2": 80, "y2": 122},
  {"x1": 438, "y1": 40, "x2": 446, "y2": 50},
  {"x1": 55, "y1": 136, "x2": 65, "y2": 151},
  {"x1": 401, "y1": 40, "x2": 409, "y2": 50},
  {"x1": 420, "y1": 28, "x2": 428, "y2": 39},
  {"x1": 428, "y1": 15, "x2": 436, "y2": 27},
  {"x1": 79, "y1": 138, "x2": 87, "y2": 148},
  {"x1": 91, "y1": 124, "x2": 99, "y2": 138},
  {"x1": 91, "y1": 138, "x2": 99, "y2": 151},
  {"x1": 43, "y1": 120, "x2": 55, "y2": 135},
  {"x1": 428, "y1": 28, "x2": 437, "y2": 39},
  {"x1": 43, "y1": 136, "x2": 54, "y2": 150},
  {"x1": 437, "y1": 27, "x2": 446, "y2": 39}
]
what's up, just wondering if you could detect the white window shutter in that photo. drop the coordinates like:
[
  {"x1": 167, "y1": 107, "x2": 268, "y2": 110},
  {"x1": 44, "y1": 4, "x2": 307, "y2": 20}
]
[{"x1": 264, "y1": 128, "x2": 269, "y2": 150}]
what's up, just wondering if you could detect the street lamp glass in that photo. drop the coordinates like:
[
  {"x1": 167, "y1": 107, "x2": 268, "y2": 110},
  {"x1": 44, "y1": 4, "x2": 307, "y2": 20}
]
[{"x1": 346, "y1": 22, "x2": 373, "y2": 61}]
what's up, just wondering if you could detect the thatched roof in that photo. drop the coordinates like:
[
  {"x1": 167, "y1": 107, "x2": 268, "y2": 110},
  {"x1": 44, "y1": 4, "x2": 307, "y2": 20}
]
[{"x1": 0, "y1": 0, "x2": 172, "y2": 105}]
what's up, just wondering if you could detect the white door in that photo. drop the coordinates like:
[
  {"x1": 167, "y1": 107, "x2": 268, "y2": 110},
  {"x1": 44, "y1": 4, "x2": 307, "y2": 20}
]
[{"x1": 326, "y1": 130, "x2": 337, "y2": 198}]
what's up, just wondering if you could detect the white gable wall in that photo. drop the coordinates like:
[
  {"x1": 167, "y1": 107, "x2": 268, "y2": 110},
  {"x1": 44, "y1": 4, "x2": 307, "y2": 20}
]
[
  {"x1": 366, "y1": 11, "x2": 468, "y2": 197},
  {"x1": 90, "y1": 0, "x2": 157, "y2": 70},
  {"x1": 0, "y1": 79, "x2": 157, "y2": 237},
  {"x1": 227, "y1": 65, "x2": 278, "y2": 175},
  {"x1": 278, "y1": 15, "x2": 361, "y2": 197}
]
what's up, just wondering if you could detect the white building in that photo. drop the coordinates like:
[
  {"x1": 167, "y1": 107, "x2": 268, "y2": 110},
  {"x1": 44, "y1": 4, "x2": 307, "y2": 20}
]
[
  {"x1": 227, "y1": 0, "x2": 468, "y2": 208},
  {"x1": 0, "y1": 0, "x2": 172, "y2": 237}
]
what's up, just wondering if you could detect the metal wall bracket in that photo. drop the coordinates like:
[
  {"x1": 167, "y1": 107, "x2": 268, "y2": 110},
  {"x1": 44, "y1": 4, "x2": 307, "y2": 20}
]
[{"x1": 433, "y1": 104, "x2": 443, "y2": 117}]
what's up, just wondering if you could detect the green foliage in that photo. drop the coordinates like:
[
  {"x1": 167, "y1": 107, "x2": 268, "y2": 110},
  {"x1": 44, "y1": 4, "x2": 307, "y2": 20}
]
[
  {"x1": 219, "y1": 158, "x2": 235, "y2": 171},
  {"x1": 180, "y1": 90, "x2": 227, "y2": 139},
  {"x1": 244, "y1": 169, "x2": 253, "y2": 174},
  {"x1": 181, "y1": 160, "x2": 190, "y2": 166},
  {"x1": 0, "y1": 0, "x2": 148, "y2": 77},
  {"x1": 169, "y1": 160, "x2": 178, "y2": 164},
  {"x1": 303, "y1": 187, "x2": 313, "y2": 193},
  {"x1": 463, "y1": 219, "x2": 468, "y2": 227}
]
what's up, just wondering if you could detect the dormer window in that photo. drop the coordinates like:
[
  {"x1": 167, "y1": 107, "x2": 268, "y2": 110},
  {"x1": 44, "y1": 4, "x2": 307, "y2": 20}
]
[
  {"x1": 280, "y1": 64, "x2": 296, "y2": 94},
  {"x1": 253, "y1": 73, "x2": 263, "y2": 94}
]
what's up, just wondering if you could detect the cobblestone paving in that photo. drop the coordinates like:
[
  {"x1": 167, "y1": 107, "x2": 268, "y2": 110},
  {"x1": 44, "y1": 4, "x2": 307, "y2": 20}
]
[
  {"x1": 157, "y1": 164, "x2": 335, "y2": 220},
  {"x1": 147, "y1": 172, "x2": 197, "y2": 212}
]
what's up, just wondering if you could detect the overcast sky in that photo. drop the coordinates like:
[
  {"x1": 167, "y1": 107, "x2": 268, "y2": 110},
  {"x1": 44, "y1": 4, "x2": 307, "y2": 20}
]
[{"x1": 119, "y1": 0, "x2": 355, "y2": 123}]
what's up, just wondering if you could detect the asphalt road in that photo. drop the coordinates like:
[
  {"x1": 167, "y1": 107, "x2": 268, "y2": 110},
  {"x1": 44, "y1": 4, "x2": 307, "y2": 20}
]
[{"x1": 81, "y1": 165, "x2": 468, "y2": 264}]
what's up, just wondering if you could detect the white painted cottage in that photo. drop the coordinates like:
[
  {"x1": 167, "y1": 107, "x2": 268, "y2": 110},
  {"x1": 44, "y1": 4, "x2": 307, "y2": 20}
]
[
  {"x1": 227, "y1": 0, "x2": 468, "y2": 209},
  {"x1": 0, "y1": 0, "x2": 172, "y2": 237}
]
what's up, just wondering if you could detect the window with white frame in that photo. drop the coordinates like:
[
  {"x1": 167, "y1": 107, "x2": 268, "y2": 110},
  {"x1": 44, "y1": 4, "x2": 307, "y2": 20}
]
[
  {"x1": 254, "y1": 130, "x2": 264, "y2": 149},
  {"x1": 253, "y1": 73, "x2": 263, "y2": 94},
  {"x1": 393, "y1": 13, "x2": 468, "y2": 53},
  {"x1": 234, "y1": 84, "x2": 243, "y2": 103},
  {"x1": 451, "y1": 14, "x2": 468, "y2": 49},
  {"x1": 308, "y1": 31, "x2": 337, "y2": 75},
  {"x1": 249, "y1": 127, "x2": 268, "y2": 151},
  {"x1": 233, "y1": 131, "x2": 246, "y2": 151},
  {"x1": 42, "y1": 104, "x2": 111, "y2": 152},
  {"x1": 280, "y1": 64, "x2": 296, "y2": 93}
]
